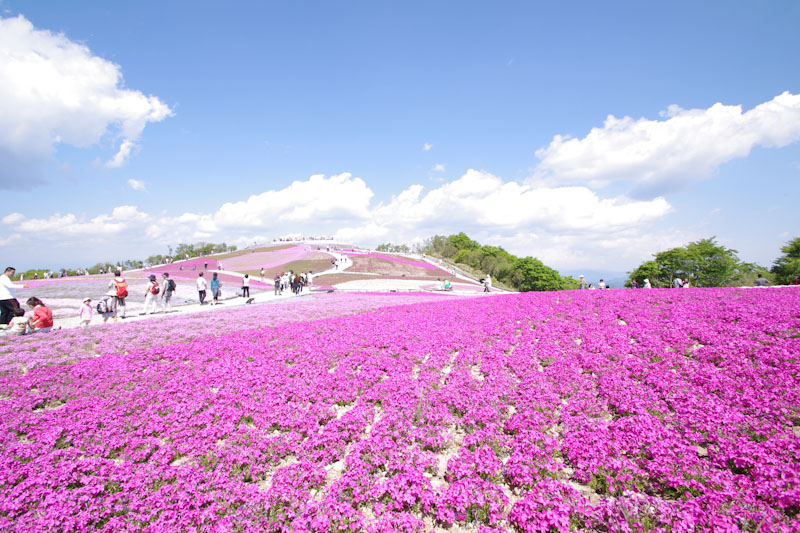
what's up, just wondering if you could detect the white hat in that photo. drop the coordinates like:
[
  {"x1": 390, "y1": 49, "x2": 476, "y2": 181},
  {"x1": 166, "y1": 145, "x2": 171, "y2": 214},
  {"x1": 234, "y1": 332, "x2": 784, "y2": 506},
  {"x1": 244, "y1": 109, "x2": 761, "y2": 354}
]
[
  {"x1": 579, "y1": 274, "x2": 584, "y2": 278},
  {"x1": 83, "y1": 297, "x2": 92, "y2": 302},
  {"x1": 643, "y1": 278, "x2": 649, "y2": 283}
]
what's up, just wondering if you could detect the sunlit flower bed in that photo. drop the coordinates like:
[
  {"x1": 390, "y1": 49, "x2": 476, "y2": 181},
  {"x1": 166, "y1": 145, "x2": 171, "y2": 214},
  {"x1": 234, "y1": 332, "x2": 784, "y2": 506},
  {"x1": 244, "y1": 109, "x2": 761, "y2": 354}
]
[
  {"x1": 1, "y1": 288, "x2": 799, "y2": 531},
  {"x1": 344, "y1": 251, "x2": 438, "y2": 270},
  {"x1": 215, "y1": 246, "x2": 328, "y2": 272},
  {"x1": 0, "y1": 293, "x2": 450, "y2": 375}
]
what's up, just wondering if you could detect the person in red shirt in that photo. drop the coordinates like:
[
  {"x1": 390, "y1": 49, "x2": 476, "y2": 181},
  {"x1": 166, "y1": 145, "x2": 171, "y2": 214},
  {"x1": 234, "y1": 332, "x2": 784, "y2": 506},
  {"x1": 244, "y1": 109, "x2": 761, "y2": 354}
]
[{"x1": 26, "y1": 297, "x2": 54, "y2": 333}]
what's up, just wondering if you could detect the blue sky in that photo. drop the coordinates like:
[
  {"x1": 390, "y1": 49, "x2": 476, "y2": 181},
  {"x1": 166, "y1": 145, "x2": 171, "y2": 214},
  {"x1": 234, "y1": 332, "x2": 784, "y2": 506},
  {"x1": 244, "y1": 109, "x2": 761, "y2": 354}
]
[{"x1": 1, "y1": 0, "x2": 799, "y2": 273}]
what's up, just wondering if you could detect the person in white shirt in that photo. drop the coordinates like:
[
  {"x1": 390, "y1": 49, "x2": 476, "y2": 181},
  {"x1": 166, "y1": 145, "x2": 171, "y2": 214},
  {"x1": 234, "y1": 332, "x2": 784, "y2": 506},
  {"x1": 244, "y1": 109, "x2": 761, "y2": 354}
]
[
  {"x1": 196, "y1": 272, "x2": 208, "y2": 305},
  {"x1": 7, "y1": 308, "x2": 29, "y2": 335},
  {"x1": 142, "y1": 274, "x2": 160, "y2": 315},
  {"x1": 241, "y1": 274, "x2": 250, "y2": 298},
  {"x1": 643, "y1": 278, "x2": 652, "y2": 289},
  {"x1": 0, "y1": 267, "x2": 25, "y2": 326},
  {"x1": 598, "y1": 279, "x2": 606, "y2": 290}
]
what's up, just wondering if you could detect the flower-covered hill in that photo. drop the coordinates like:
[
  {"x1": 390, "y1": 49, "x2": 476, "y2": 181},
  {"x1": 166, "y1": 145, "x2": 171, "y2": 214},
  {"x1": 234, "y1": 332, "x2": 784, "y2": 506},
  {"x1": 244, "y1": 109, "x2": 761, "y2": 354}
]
[{"x1": 1, "y1": 288, "x2": 799, "y2": 531}]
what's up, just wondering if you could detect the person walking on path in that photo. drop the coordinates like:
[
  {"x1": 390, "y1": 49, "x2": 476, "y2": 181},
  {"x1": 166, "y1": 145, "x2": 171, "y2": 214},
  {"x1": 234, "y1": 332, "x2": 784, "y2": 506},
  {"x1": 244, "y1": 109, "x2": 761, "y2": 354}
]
[
  {"x1": 0, "y1": 267, "x2": 24, "y2": 326},
  {"x1": 196, "y1": 272, "x2": 207, "y2": 305},
  {"x1": 483, "y1": 274, "x2": 492, "y2": 293},
  {"x1": 108, "y1": 271, "x2": 128, "y2": 320},
  {"x1": 241, "y1": 274, "x2": 250, "y2": 298},
  {"x1": 210, "y1": 273, "x2": 221, "y2": 304},
  {"x1": 161, "y1": 273, "x2": 175, "y2": 313},
  {"x1": 26, "y1": 297, "x2": 53, "y2": 333},
  {"x1": 274, "y1": 274, "x2": 281, "y2": 295},
  {"x1": 260, "y1": 268, "x2": 265, "y2": 282},
  {"x1": 142, "y1": 274, "x2": 160, "y2": 315},
  {"x1": 79, "y1": 297, "x2": 93, "y2": 327}
]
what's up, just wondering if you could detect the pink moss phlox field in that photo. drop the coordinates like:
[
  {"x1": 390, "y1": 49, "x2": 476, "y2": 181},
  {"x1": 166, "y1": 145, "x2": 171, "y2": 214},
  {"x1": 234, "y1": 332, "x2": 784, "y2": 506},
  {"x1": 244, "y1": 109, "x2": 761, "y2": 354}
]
[
  {"x1": 344, "y1": 252, "x2": 437, "y2": 270},
  {"x1": 217, "y1": 246, "x2": 328, "y2": 272},
  {"x1": 0, "y1": 293, "x2": 450, "y2": 375},
  {"x1": 1, "y1": 288, "x2": 800, "y2": 531}
]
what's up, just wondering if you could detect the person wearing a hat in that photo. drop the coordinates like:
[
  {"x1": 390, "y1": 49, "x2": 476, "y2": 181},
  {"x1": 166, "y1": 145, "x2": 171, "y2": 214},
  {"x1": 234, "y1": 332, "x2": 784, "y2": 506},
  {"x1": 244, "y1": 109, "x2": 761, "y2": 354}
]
[
  {"x1": 643, "y1": 278, "x2": 652, "y2": 289},
  {"x1": 142, "y1": 274, "x2": 161, "y2": 315},
  {"x1": 79, "y1": 297, "x2": 93, "y2": 327},
  {"x1": 578, "y1": 275, "x2": 587, "y2": 290}
]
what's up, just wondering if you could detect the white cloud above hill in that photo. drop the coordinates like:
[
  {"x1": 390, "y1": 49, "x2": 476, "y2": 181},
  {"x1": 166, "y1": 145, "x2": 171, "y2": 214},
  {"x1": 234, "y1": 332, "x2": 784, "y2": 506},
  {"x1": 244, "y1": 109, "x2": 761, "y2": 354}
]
[
  {"x1": 532, "y1": 91, "x2": 800, "y2": 197},
  {"x1": 0, "y1": 15, "x2": 172, "y2": 188},
  {"x1": 1, "y1": 171, "x2": 677, "y2": 270}
]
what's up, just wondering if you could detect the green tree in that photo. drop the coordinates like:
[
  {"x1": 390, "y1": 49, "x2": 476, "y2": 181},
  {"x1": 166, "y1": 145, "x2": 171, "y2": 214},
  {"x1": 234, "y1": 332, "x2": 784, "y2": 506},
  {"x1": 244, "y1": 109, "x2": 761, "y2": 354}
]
[
  {"x1": 515, "y1": 257, "x2": 567, "y2": 292},
  {"x1": 448, "y1": 232, "x2": 480, "y2": 252},
  {"x1": 771, "y1": 237, "x2": 800, "y2": 284},
  {"x1": 683, "y1": 238, "x2": 741, "y2": 287},
  {"x1": 629, "y1": 237, "x2": 751, "y2": 287},
  {"x1": 627, "y1": 260, "x2": 662, "y2": 287}
]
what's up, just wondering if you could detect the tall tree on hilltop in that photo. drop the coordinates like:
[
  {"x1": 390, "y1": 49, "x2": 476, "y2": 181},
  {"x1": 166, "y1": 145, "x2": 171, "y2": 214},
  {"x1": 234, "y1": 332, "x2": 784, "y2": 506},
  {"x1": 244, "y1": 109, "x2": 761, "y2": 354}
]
[
  {"x1": 771, "y1": 237, "x2": 800, "y2": 284},
  {"x1": 628, "y1": 237, "x2": 752, "y2": 287}
]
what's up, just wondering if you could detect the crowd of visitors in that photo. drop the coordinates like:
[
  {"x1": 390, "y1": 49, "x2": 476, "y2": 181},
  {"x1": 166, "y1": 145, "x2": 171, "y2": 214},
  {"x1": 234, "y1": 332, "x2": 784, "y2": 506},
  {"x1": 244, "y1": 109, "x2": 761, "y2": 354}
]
[{"x1": 273, "y1": 271, "x2": 312, "y2": 295}]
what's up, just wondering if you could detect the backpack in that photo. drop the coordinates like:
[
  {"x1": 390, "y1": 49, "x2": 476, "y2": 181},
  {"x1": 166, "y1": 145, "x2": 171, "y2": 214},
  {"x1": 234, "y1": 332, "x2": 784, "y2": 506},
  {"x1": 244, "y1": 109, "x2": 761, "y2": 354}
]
[
  {"x1": 167, "y1": 279, "x2": 176, "y2": 292},
  {"x1": 96, "y1": 298, "x2": 110, "y2": 314},
  {"x1": 114, "y1": 279, "x2": 128, "y2": 298},
  {"x1": 150, "y1": 282, "x2": 160, "y2": 295}
]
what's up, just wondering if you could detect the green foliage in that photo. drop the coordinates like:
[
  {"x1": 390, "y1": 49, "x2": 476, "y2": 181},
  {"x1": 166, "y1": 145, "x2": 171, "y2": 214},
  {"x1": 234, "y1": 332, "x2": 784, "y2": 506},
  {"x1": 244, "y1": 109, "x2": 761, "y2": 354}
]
[
  {"x1": 771, "y1": 237, "x2": 800, "y2": 285},
  {"x1": 627, "y1": 260, "x2": 662, "y2": 287},
  {"x1": 14, "y1": 242, "x2": 237, "y2": 278},
  {"x1": 174, "y1": 242, "x2": 236, "y2": 258},
  {"x1": 515, "y1": 257, "x2": 569, "y2": 291},
  {"x1": 419, "y1": 233, "x2": 572, "y2": 292},
  {"x1": 628, "y1": 237, "x2": 757, "y2": 288},
  {"x1": 375, "y1": 242, "x2": 411, "y2": 253}
]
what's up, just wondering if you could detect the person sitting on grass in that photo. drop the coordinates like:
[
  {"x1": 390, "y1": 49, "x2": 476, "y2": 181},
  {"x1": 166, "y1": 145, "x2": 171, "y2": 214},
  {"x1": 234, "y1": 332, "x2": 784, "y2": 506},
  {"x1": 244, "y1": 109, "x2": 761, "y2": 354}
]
[
  {"x1": 7, "y1": 308, "x2": 29, "y2": 336},
  {"x1": 26, "y1": 297, "x2": 53, "y2": 333}
]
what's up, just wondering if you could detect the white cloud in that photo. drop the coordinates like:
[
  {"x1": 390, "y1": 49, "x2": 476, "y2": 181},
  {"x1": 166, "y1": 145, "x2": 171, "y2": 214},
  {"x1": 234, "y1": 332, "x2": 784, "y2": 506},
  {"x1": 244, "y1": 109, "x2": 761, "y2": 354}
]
[
  {"x1": 432, "y1": 163, "x2": 445, "y2": 172},
  {"x1": 108, "y1": 140, "x2": 137, "y2": 168},
  {"x1": 532, "y1": 91, "x2": 800, "y2": 197},
  {"x1": 379, "y1": 170, "x2": 670, "y2": 231},
  {"x1": 147, "y1": 173, "x2": 374, "y2": 240},
  {"x1": 0, "y1": 234, "x2": 21, "y2": 246},
  {"x1": 423, "y1": 143, "x2": 433, "y2": 151},
  {"x1": 0, "y1": 171, "x2": 677, "y2": 270},
  {"x1": 0, "y1": 15, "x2": 172, "y2": 188},
  {"x1": 127, "y1": 178, "x2": 147, "y2": 192},
  {"x1": 3, "y1": 206, "x2": 149, "y2": 236}
]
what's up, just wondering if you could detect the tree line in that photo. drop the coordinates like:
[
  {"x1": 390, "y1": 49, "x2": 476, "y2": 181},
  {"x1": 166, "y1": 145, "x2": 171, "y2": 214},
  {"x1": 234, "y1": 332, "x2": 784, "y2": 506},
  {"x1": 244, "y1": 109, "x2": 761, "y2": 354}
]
[
  {"x1": 627, "y1": 236, "x2": 799, "y2": 287},
  {"x1": 11, "y1": 242, "x2": 238, "y2": 281},
  {"x1": 416, "y1": 233, "x2": 578, "y2": 291}
]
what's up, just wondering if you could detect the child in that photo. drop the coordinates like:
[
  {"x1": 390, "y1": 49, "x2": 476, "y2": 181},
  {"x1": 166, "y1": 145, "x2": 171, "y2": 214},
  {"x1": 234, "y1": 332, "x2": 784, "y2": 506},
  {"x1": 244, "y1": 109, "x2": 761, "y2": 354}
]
[
  {"x1": 79, "y1": 297, "x2": 93, "y2": 327},
  {"x1": 9, "y1": 308, "x2": 28, "y2": 336}
]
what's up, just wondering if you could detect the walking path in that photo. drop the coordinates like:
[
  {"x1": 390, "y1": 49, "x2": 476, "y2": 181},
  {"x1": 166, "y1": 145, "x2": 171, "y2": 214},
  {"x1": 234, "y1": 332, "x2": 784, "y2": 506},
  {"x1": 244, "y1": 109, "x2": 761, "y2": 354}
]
[{"x1": 3, "y1": 246, "x2": 504, "y2": 335}]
